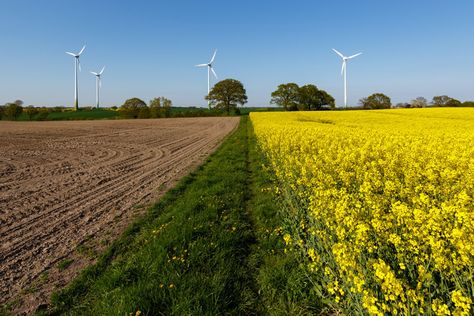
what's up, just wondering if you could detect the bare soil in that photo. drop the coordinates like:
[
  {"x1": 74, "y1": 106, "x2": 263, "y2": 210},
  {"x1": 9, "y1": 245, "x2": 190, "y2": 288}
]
[{"x1": 0, "y1": 117, "x2": 239, "y2": 314}]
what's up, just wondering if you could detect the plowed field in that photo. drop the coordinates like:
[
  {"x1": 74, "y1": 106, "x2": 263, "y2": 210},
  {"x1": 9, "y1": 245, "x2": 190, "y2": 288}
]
[{"x1": 0, "y1": 117, "x2": 239, "y2": 313}]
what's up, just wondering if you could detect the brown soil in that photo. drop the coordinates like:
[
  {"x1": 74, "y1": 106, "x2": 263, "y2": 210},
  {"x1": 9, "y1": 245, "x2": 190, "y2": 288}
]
[{"x1": 0, "y1": 117, "x2": 239, "y2": 314}]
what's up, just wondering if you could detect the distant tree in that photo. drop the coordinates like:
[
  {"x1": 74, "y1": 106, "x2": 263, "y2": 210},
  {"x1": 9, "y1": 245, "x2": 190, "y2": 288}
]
[
  {"x1": 119, "y1": 98, "x2": 147, "y2": 118},
  {"x1": 4, "y1": 102, "x2": 23, "y2": 120},
  {"x1": 445, "y1": 98, "x2": 461, "y2": 107},
  {"x1": 462, "y1": 101, "x2": 474, "y2": 107},
  {"x1": 149, "y1": 97, "x2": 173, "y2": 118},
  {"x1": 394, "y1": 102, "x2": 410, "y2": 108},
  {"x1": 298, "y1": 84, "x2": 319, "y2": 110},
  {"x1": 0, "y1": 106, "x2": 4, "y2": 120},
  {"x1": 271, "y1": 83, "x2": 300, "y2": 111},
  {"x1": 411, "y1": 97, "x2": 428, "y2": 108},
  {"x1": 318, "y1": 90, "x2": 336, "y2": 109},
  {"x1": 149, "y1": 98, "x2": 162, "y2": 118},
  {"x1": 431, "y1": 95, "x2": 453, "y2": 107},
  {"x1": 161, "y1": 97, "x2": 172, "y2": 117},
  {"x1": 359, "y1": 93, "x2": 391, "y2": 109},
  {"x1": 206, "y1": 79, "x2": 247, "y2": 114},
  {"x1": 138, "y1": 106, "x2": 151, "y2": 119},
  {"x1": 297, "y1": 84, "x2": 336, "y2": 110},
  {"x1": 24, "y1": 105, "x2": 39, "y2": 120}
]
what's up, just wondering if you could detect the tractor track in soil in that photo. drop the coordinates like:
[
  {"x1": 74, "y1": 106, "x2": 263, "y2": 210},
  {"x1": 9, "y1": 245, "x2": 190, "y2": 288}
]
[{"x1": 0, "y1": 117, "x2": 239, "y2": 314}]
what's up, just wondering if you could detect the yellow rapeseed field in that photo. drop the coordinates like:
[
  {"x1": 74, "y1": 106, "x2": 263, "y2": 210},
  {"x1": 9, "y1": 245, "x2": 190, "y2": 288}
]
[{"x1": 250, "y1": 108, "x2": 474, "y2": 315}]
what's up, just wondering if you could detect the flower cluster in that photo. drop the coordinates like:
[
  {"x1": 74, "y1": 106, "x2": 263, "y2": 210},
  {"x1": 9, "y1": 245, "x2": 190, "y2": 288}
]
[{"x1": 250, "y1": 109, "x2": 474, "y2": 315}]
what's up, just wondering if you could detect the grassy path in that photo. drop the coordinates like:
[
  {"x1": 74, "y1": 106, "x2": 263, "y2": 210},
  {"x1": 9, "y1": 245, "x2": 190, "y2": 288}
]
[{"x1": 45, "y1": 116, "x2": 315, "y2": 315}]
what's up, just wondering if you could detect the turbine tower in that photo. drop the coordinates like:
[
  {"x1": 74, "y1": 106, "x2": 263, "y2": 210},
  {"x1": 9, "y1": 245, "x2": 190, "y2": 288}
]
[
  {"x1": 66, "y1": 45, "x2": 86, "y2": 111},
  {"x1": 332, "y1": 48, "x2": 362, "y2": 108},
  {"x1": 195, "y1": 49, "x2": 218, "y2": 108},
  {"x1": 90, "y1": 67, "x2": 105, "y2": 109}
]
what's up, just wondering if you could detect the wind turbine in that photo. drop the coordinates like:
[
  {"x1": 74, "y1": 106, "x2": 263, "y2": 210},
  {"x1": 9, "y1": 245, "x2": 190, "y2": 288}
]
[
  {"x1": 332, "y1": 48, "x2": 362, "y2": 108},
  {"x1": 66, "y1": 45, "x2": 86, "y2": 111},
  {"x1": 90, "y1": 66, "x2": 105, "y2": 109},
  {"x1": 195, "y1": 49, "x2": 218, "y2": 108}
]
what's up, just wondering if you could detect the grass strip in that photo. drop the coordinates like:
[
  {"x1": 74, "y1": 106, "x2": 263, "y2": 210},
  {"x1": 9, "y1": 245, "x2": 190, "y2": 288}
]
[{"x1": 44, "y1": 116, "x2": 320, "y2": 315}]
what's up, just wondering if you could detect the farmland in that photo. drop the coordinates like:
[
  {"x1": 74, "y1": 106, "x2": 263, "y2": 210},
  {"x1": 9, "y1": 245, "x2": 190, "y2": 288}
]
[
  {"x1": 0, "y1": 117, "x2": 238, "y2": 313},
  {"x1": 251, "y1": 108, "x2": 474, "y2": 315},
  {"x1": 1, "y1": 109, "x2": 473, "y2": 315}
]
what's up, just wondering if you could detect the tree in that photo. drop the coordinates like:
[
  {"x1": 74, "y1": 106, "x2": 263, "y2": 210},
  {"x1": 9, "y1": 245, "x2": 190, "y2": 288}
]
[
  {"x1": 206, "y1": 79, "x2": 247, "y2": 114},
  {"x1": 149, "y1": 97, "x2": 173, "y2": 118},
  {"x1": 431, "y1": 95, "x2": 452, "y2": 107},
  {"x1": 445, "y1": 98, "x2": 461, "y2": 107},
  {"x1": 0, "y1": 106, "x2": 4, "y2": 120},
  {"x1": 161, "y1": 97, "x2": 172, "y2": 117},
  {"x1": 149, "y1": 98, "x2": 162, "y2": 118},
  {"x1": 297, "y1": 84, "x2": 336, "y2": 110},
  {"x1": 138, "y1": 107, "x2": 150, "y2": 118},
  {"x1": 411, "y1": 97, "x2": 428, "y2": 108},
  {"x1": 462, "y1": 101, "x2": 474, "y2": 107},
  {"x1": 24, "y1": 106, "x2": 39, "y2": 120},
  {"x1": 396, "y1": 102, "x2": 411, "y2": 108},
  {"x1": 318, "y1": 90, "x2": 336, "y2": 109},
  {"x1": 298, "y1": 84, "x2": 320, "y2": 110},
  {"x1": 119, "y1": 98, "x2": 147, "y2": 118},
  {"x1": 271, "y1": 83, "x2": 299, "y2": 111},
  {"x1": 359, "y1": 93, "x2": 392, "y2": 109},
  {"x1": 4, "y1": 102, "x2": 23, "y2": 120}
]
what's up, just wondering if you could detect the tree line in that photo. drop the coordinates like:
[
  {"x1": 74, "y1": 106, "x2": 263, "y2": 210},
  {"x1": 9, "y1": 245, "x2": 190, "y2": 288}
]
[{"x1": 358, "y1": 94, "x2": 474, "y2": 109}]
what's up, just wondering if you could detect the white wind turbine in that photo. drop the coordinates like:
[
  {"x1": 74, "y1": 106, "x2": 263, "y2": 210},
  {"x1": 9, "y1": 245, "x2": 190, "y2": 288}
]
[
  {"x1": 195, "y1": 49, "x2": 218, "y2": 108},
  {"x1": 332, "y1": 48, "x2": 362, "y2": 108},
  {"x1": 90, "y1": 66, "x2": 105, "y2": 109},
  {"x1": 66, "y1": 45, "x2": 86, "y2": 111}
]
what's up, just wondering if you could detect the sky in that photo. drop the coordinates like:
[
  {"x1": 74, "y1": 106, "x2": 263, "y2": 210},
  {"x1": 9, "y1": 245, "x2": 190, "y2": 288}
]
[{"x1": 0, "y1": 0, "x2": 473, "y2": 108}]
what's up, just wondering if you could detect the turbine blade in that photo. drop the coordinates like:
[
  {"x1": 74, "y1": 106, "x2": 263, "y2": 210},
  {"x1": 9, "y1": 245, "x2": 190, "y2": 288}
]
[
  {"x1": 78, "y1": 59, "x2": 81, "y2": 72},
  {"x1": 341, "y1": 61, "x2": 346, "y2": 75},
  {"x1": 78, "y1": 45, "x2": 86, "y2": 55},
  {"x1": 210, "y1": 66, "x2": 218, "y2": 79},
  {"x1": 66, "y1": 52, "x2": 76, "y2": 56},
  {"x1": 90, "y1": 71, "x2": 98, "y2": 75},
  {"x1": 332, "y1": 48, "x2": 344, "y2": 58},
  {"x1": 195, "y1": 63, "x2": 208, "y2": 67},
  {"x1": 348, "y1": 52, "x2": 362, "y2": 59},
  {"x1": 99, "y1": 66, "x2": 105, "y2": 75},
  {"x1": 209, "y1": 49, "x2": 217, "y2": 64},
  {"x1": 99, "y1": 78, "x2": 102, "y2": 88}
]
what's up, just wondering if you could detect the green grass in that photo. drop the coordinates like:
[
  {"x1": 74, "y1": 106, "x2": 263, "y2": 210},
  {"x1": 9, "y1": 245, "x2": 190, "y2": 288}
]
[{"x1": 45, "y1": 116, "x2": 318, "y2": 315}]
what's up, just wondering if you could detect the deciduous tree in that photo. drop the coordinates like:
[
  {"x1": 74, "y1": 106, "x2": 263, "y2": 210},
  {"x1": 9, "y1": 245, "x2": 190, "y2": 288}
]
[
  {"x1": 119, "y1": 98, "x2": 147, "y2": 118},
  {"x1": 431, "y1": 95, "x2": 452, "y2": 107},
  {"x1": 4, "y1": 102, "x2": 23, "y2": 120},
  {"x1": 206, "y1": 79, "x2": 247, "y2": 114},
  {"x1": 411, "y1": 97, "x2": 428, "y2": 108},
  {"x1": 359, "y1": 93, "x2": 391, "y2": 109},
  {"x1": 271, "y1": 83, "x2": 300, "y2": 111}
]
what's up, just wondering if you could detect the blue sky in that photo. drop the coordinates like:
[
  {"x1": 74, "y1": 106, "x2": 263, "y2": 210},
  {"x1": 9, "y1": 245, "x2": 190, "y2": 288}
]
[{"x1": 0, "y1": 0, "x2": 473, "y2": 107}]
